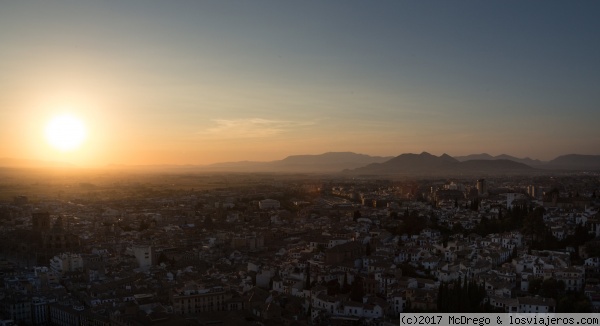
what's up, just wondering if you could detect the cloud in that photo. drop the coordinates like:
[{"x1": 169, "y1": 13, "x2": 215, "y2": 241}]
[{"x1": 199, "y1": 118, "x2": 313, "y2": 139}]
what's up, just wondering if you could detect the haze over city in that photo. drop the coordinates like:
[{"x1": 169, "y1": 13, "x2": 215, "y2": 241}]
[{"x1": 1, "y1": 1, "x2": 599, "y2": 167}]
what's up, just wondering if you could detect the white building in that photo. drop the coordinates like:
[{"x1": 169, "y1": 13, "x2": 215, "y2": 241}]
[
  {"x1": 132, "y1": 244, "x2": 154, "y2": 269},
  {"x1": 32, "y1": 297, "x2": 49, "y2": 325},
  {"x1": 517, "y1": 296, "x2": 555, "y2": 313},
  {"x1": 2, "y1": 299, "x2": 31, "y2": 325},
  {"x1": 256, "y1": 269, "x2": 275, "y2": 289},
  {"x1": 259, "y1": 199, "x2": 280, "y2": 210},
  {"x1": 312, "y1": 293, "x2": 341, "y2": 315},
  {"x1": 49, "y1": 253, "x2": 83, "y2": 275},
  {"x1": 388, "y1": 292, "x2": 406, "y2": 316}
]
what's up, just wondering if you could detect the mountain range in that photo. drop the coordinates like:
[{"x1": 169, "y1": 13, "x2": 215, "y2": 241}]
[
  {"x1": 348, "y1": 152, "x2": 536, "y2": 176},
  {"x1": 453, "y1": 153, "x2": 544, "y2": 167},
  {"x1": 111, "y1": 152, "x2": 599, "y2": 175},
  {"x1": 198, "y1": 152, "x2": 600, "y2": 176},
  {"x1": 200, "y1": 152, "x2": 600, "y2": 174},
  {"x1": 3, "y1": 152, "x2": 600, "y2": 174},
  {"x1": 544, "y1": 154, "x2": 600, "y2": 170}
]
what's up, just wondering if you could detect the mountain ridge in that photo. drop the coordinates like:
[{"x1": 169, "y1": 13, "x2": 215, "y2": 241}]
[
  {"x1": 453, "y1": 153, "x2": 545, "y2": 167},
  {"x1": 545, "y1": 154, "x2": 600, "y2": 170},
  {"x1": 349, "y1": 153, "x2": 536, "y2": 176},
  {"x1": 4, "y1": 152, "x2": 600, "y2": 173}
]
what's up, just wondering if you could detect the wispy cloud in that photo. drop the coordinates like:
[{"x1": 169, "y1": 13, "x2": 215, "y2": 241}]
[{"x1": 199, "y1": 118, "x2": 314, "y2": 139}]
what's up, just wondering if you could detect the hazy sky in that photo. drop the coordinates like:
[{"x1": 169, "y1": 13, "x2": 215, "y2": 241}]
[{"x1": 1, "y1": 1, "x2": 599, "y2": 166}]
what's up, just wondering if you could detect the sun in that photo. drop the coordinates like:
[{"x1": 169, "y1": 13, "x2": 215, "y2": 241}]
[{"x1": 45, "y1": 114, "x2": 87, "y2": 151}]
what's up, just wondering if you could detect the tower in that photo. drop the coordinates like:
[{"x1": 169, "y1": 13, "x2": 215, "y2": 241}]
[
  {"x1": 42, "y1": 216, "x2": 80, "y2": 252},
  {"x1": 32, "y1": 211, "x2": 51, "y2": 231}
]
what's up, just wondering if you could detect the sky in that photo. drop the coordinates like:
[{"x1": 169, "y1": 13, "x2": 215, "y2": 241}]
[{"x1": 1, "y1": 1, "x2": 599, "y2": 166}]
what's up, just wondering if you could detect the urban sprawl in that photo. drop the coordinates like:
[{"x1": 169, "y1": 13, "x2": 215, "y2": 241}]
[{"x1": 1, "y1": 173, "x2": 600, "y2": 325}]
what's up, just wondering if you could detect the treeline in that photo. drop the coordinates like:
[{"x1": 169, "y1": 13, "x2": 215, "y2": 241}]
[
  {"x1": 527, "y1": 278, "x2": 592, "y2": 312},
  {"x1": 473, "y1": 204, "x2": 529, "y2": 235},
  {"x1": 472, "y1": 206, "x2": 593, "y2": 255},
  {"x1": 388, "y1": 204, "x2": 594, "y2": 262},
  {"x1": 435, "y1": 277, "x2": 494, "y2": 313},
  {"x1": 389, "y1": 209, "x2": 430, "y2": 236},
  {"x1": 389, "y1": 204, "x2": 534, "y2": 238}
]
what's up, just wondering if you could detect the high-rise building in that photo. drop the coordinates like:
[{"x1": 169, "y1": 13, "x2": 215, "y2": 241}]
[
  {"x1": 527, "y1": 185, "x2": 539, "y2": 198},
  {"x1": 476, "y1": 179, "x2": 487, "y2": 196}
]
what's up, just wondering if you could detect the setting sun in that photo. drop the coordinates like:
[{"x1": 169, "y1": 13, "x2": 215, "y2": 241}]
[{"x1": 45, "y1": 114, "x2": 87, "y2": 152}]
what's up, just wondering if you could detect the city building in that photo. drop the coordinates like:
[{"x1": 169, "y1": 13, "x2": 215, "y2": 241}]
[
  {"x1": 477, "y1": 179, "x2": 488, "y2": 196},
  {"x1": 49, "y1": 253, "x2": 84, "y2": 276},
  {"x1": 259, "y1": 199, "x2": 281, "y2": 210},
  {"x1": 131, "y1": 244, "x2": 154, "y2": 270},
  {"x1": 171, "y1": 283, "x2": 232, "y2": 315}
]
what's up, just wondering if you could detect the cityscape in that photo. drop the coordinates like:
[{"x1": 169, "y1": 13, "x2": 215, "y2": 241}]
[
  {"x1": 0, "y1": 154, "x2": 600, "y2": 325},
  {"x1": 2, "y1": 1, "x2": 600, "y2": 325}
]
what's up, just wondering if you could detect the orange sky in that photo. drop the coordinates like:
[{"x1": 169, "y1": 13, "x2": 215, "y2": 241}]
[{"x1": 1, "y1": 2, "x2": 599, "y2": 167}]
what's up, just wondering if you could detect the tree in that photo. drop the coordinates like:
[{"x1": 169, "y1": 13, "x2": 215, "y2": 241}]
[
  {"x1": 584, "y1": 241, "x2": 600, "y2": 258},
  {"x1": 511, "y1": 246, "x2": 517, "y2": 260},
  {"x1": 305, "y1": 263, "x2": 311, "y2": 290},
  {"x1": 558, "y1": 292, "x2": 592, "y2": 312},
  {"x1": 540, "y1": 279, "x2": 565, "y2": 300},
  {"x1": 326, "y1": 279, "x2": 340, "y2": 295},
  {"x1": 204, "y1": 216, "x2": 214, "y2": 230},
  {"x1": 353, "y1": 210, "x2": 361, "y2": 221},
  {"x1": 138, "y1": 220, "x2": 150, "y2": 231},
  {"x1": 350, "y1": 275, "x2": 364, "y2": 302},
  {"x1": 522, "y1": 207, "x2": 547, "y2": 247},
  {"x1": 452, "y1": 222, "x2": 465, "y2": 235},
  {"x1": 399, "y1": 210, "x2": 427, "y2": 235},
  {"x1": 429, "y1": 213, "x2": 438, "y2": 227},
  {"x1": 157, "y1": 252, "x2": 169, "y2": 265},
  {"x1": 341, "y1": 272, "x2": 350, "y2": 294},
  {"x1": 366, "y1": 242, "x2": 372, "y2": 256},
  {"x1": 437, "y1": 278, "x2": 486, "y2": 312},
  {"x1": 528, "y1": 277, "x2": 543, "y2": 295}
]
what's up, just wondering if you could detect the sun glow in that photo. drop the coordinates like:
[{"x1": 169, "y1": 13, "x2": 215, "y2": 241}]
[{"x1": 45, "y1": 114, "x2": 87, "y2": 151}]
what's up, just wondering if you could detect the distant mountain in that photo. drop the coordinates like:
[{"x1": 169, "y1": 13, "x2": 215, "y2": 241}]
[
  {"x1": 453, "y1": 153, "x2": 495, "y2": 161},
  {"x1": 104, "y1": 151, "x2": 600, "y2": 174},
  {"x1": 0, "y1": 157, "x2": 73, "y2": 168},
  {"x1": 350, "y1": 152, "x2": 456, "y2": 175},
  {"x1": 454, "y1": 153, "x2": 545, "y2": 167},
  {"x1": 203, "y1": 152, "x2": 393, "y2": 173},
  {"x1": 349, "y1": 152, "x2": 535, "y2": 176},
  {"x1": 545, "y1": 154, "x2": 600, "y2": 171},
  {"x1": 495, "y1": 154, "x2": 544, "y2": 167}
]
